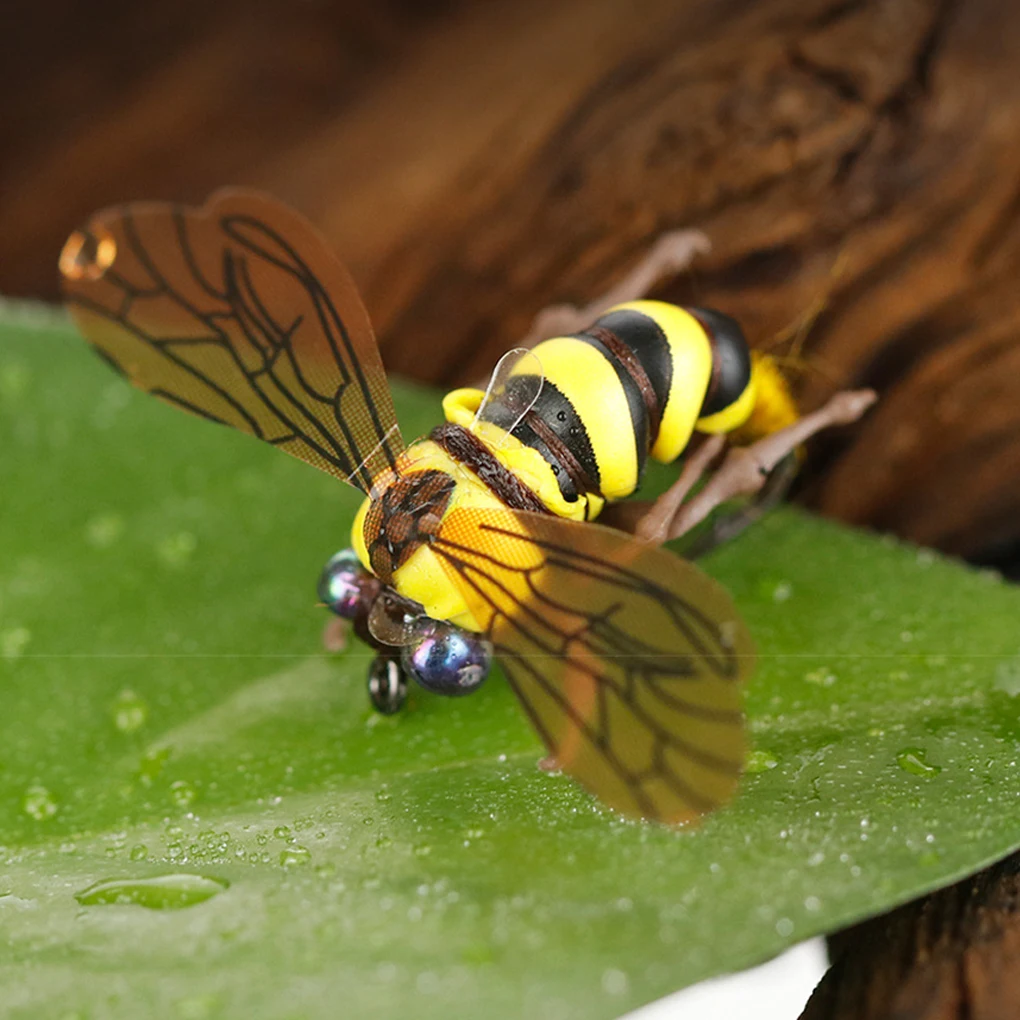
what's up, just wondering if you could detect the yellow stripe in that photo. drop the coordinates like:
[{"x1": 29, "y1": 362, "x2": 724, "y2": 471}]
[
  {"x1": 696, "y1": 374, "x2": 757, "y2": 434},
  {"x1": 521, "y1": 336, "x2": 639, "y2": 500},
  {"x1": 729, "y1": 353, "x2": 799, "y2": 443},
  {"x1": 609, "y1": 301, "x2": 714, "y2": 464},
  {"x1": 442, "y1": 387, "x2": 485, "y2": 427}
]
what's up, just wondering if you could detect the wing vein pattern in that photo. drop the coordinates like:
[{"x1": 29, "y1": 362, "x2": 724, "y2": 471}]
[
  {"x1": 61, "y1": 189, "x2": 404, "y2": 492},
  {"x1": 433, "y1": 507, "x2": 753, "y2": 825}
]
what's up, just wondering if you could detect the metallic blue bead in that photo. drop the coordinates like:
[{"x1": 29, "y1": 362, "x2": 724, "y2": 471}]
[
  {"x1": 318, "y1": 549, "x2": 377, "y2": 619},
  {"x1": 401, "y1": 622, "x2": 492, "y2": 696}
]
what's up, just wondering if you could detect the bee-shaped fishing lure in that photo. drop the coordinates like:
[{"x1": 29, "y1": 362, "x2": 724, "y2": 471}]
[{"x1": 60, "y1": 190, "x2": 874, "y2": 825}]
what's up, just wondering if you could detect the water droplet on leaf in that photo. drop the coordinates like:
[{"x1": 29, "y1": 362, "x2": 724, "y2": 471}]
[
  {"x1": 896, "y1": 747, "x2": 942, "y2": 778},
  {"x1": 23, "y1": 784, "x2": 57, "y2": 820},
  {"x1": 804, "y1": 668, "x2": 836, "y2": 687},
  {"x1": 156, "y1": 532, "x2": 197, "y2": 568},
  {"x1": 111, "y1": 689, "x2": 148, "y2": 733},
  {"x1": 86, "y1": 513, "x2": 124, "y2": 549},
  {"x1": 280, "y1": 846, "x2": 311, "y2": 867},
  {"x1": 745, "y1": 749, "x2": 779, "y2": 774},
  {"x1": 601, "y1": 968, "x2": 629, "y2": 996},
  {"x1": 169, "y1": 780, "x2": 196, "y2": 807},
  {"x1": 74, "y1": 873, "x2": 228, "y2": 910},
  {"x1": 138, "y1": 747, "x2": 171, "y2": 786}
]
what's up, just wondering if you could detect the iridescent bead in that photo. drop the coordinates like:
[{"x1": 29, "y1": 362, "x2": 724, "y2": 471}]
[
  {"x1": 401, "y1": 622, "x2": 492, "y2": 696},
  {"x1": 317, "y1": 549, "x2": 379, "y2": 619}
]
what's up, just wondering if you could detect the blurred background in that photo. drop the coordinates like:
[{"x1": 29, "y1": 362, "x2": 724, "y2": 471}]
[{"x1": 3, "y1": 0, "x2": 1019, "y2": 573}]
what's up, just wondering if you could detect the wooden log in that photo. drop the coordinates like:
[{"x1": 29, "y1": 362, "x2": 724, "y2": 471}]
[
  {"x1": 3, "y1": 0, "x2": 1017, "y2": 566},
  {"x1": 801, "y1": 851, "x2": 1020, "y2": 1020}
]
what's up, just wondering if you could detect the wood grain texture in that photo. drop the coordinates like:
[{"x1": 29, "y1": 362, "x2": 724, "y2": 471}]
[
  {"x1": 3, "y1": 0, "x2": 1019, "y2": 568},
  {"x1": 801, "y1": 851, "x2": 1020, "y2": 1020}
]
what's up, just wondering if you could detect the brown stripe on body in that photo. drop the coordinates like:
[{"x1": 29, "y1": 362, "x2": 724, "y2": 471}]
[
  {"x1": 430, "y1": 423, "x2": 549, "y2": 514},
  {"x1": 585, "y1": 324, "x2": 662, "y2": 445},
  {"x1": 522, "y1": 410, "x2": 601, "y2": 498}
]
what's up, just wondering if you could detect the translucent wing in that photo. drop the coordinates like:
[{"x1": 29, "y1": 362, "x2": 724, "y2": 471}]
[
  {"x1": 59, "y1": 189, "x2": 404, "y2": 492},
  {"x1": 470, "y1": 347, "x2": 544, "y2": 443},
  {"x1": 431, "y1": 507, "x2": 753, "y2": 825}
]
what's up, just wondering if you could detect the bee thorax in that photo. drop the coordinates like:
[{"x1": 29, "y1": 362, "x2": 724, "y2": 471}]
[{"x1": 362, "y1": 469, "x2": 456, "y2": 584}]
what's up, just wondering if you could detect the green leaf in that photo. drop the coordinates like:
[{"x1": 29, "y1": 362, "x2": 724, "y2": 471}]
[{"x1": 1, "y1": 305, "x2": 1018, "y2": 1019}]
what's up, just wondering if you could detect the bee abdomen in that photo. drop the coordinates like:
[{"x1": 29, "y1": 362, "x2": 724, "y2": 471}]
[{"x1": 479, "y1": 299, "x2": 758, "y2": 507}]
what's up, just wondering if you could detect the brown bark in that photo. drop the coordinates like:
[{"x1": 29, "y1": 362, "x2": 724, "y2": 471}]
[
  {"x1": 3, "y1": 0, "x2": 1019, "y2": 568},
  {"x1": 801, "y1": 851, "x2": 1020, "y2": 1020}
]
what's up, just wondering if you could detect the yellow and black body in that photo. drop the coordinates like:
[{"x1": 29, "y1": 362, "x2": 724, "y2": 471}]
[
  {"x1": 350, "y1": 299, "x2": 799, "y2": 629},
  {"x1": 59, "y1": 188, "x2": 779, "y2": 825}
]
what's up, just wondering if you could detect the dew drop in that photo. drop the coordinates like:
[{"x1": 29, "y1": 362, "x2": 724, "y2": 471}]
[
  {"x1": 129, "y1": 844, "x2": 149, "y2": 862},
  {"x1": 601, "y1": 968, "x2": 629, "y2": 995},
  {"x1": 170, "y1": 780, "x2": 197, "y2": 807},
  {"x1": 273, "y1": 825, "x2": 291, "y2": 840},
  {"x1": 896, "y1": 747, "x2": 942, "y2": 778},
  {"x1": 86, "y1": 513, "x2": 125, "y2": 549},
  {"x1": 138, "y1": 747, "x2": 171, "y2": 786},
  {"x1": 23, "y1": 784, "x2": 57, "y2": 820},
  {"x1": 111, "y1": 689, "x2": 149, "y2": 733},
  {"x1": 804, "y1": 668, "x2": 836, "y2": 687},
  {"x1": 376, "y1": 961, "x2": 398, "y2": 983},
  {"x1": 156, "y1": 532, "x2": 197, "y2": 568},
  {"x1": 745, "y1": 749, "x2": 779, "y2": 774},
  {"x1": 74, "y1": 873, "x2": 228, "y2": 910},
  {"x1": 775, "y1": 917, "x2": 795, "y2": 937},
  {"x1": 280, "y1": 846, "x2": 311, "y2": 867}
]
